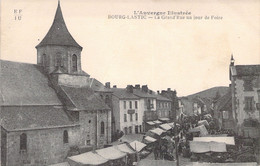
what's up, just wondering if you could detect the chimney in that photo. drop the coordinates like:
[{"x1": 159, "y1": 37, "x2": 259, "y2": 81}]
[
  {"x1": 167, "y1": 88, "x2": 171, "y2": 92},
  {"x1": 126, "y1": 85, "x2": 133, "y2": 93},
  {"x1": 113, "y1": 85, "x2": 117, "y2": 88},
  {"x1": 157, "y1": 90, "x2": 160, "y2": 94},
  {"x1": 135, "y1": 84, "x2": 140, "y2": 89},
  {"x1": 105, "y1": 82, "x2": 110, "y2": 88},
  {"x1": 142, "y1": 85, "x2": 148, "y2": 93}
]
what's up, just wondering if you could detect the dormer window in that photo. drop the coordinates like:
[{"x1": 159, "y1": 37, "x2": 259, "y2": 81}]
[{"x1": 72, "y1": 54, "x2": 77, "y2": 72}]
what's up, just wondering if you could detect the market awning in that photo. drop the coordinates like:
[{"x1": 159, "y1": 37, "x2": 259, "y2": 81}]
[
  {"x1": 143, "y1": 136, "x2": 157, "y2": 143},
  {"x1": 130, "y1": 140, "x2": 147, "y2": 152},
  {"x1": 159, "y1": 123, "x2": 172, "y2": 131},
  {"x1": 146, "y1": 121, "x2": 156, "y2": 125},
  {"x1": 159, "y1": 118, "x2": 170, "y2": 122},
  {"x1": 149, "y1": 128, "x2": 165, "y2": 136},
  {"x1": 115, "y1": 143, "x2": 135, "y2": 154},
  {"x1": 48, "y1": 162, "x2": 70, "y2": 166},
  {"x1": 68, "y1": 151, "x2": 108, "y2": 166},
  {"x1": 190, "y1": 141, "x2": 227, "y2": 153},
  {"x1": 193, "y1": 137, "x2": 235, "y2": 145},
  {"x1": 198, "y1": 120, "x2": 209, "y2": 127},
  {"x1": 96, "y1": 146, "x2": 126, "y2": 160},
  {"x1": 186, "y1": 162, "x2": 258, "y2": 166},
  {"x1": 189, "y1": 125, "x2": 208, "y2": 136},
  {"x1": 153, "y1": 120, "x2": 162, "y2": 124}
]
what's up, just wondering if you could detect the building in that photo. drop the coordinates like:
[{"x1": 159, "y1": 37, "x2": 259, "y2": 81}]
[
  {"x1": 179, "y1": 97, "x2": 194, "y2": 116},
  {"x1": 0, "y1": 2, "x2": 111, "y2": 166},
  {"x1": 214, "y1": 89, "x2": 234, "y2": 129},
  {"x1": 229, "y1": 55, "x2": 260, "y2": 138},
  {"x1": 155, "y1": 92, "x2": 172, "y2": 120},
  {"x1": 160, "y1": 88, "x2": 179, "y2": 120},
  {"x1": 192, "y1": 96, "x2": 213, "y2": 115},
  {"x1": 111, "y1": 85, "x2": 143, "y2": 136}
]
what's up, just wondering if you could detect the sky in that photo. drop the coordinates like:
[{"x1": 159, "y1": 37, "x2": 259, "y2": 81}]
[{"x1": 1, "y1": 0, "x2": 259, "y2": 96}]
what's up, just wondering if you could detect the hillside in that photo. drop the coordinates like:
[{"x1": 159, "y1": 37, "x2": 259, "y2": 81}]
[{"x1": 186, "y1": 86, "x2": 229, "y2": 100}]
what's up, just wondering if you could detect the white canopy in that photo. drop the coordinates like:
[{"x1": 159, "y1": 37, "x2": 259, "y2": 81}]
[
  {"x1": 130, "y1": 140, "x2": 147, "y2": 152},
  {"x1": 146, "y1": 121, "x2": 156, "y2": 125},
  {"x1": 159, "y1": 123, "x2": 172, "y2": 131},
  {"x1": 159, "y1": 118, "x2": 170, "y2": 121},
  {"x1": 190, "y1": 141, "x2": 227, "y2": 153},
  {"x1": 193, "y1": 137, "x2": 235, "y2": 145},
  {"x1": 189, "y1": 125, "x2": 208, "y2": 136},
  {"x1": 198, "y1": 120, "x2": 209, "y2": 127},
  {"x1": 115, "y1": 143, "x2": 135, "y2": 154},
  {"x1": 96, "y1": 146, "x2": 126, "y2": 160},
  {"x1": 153, "y1": 120, "x2": 162, "y2": 124},
  {"x1": 149, "y1": 128, "x2": 165, "y2": 136},
  {"x1": 144, "y1": 136, "x2": 157, "y2": 143},
  {"x1": 68, "y1": 152, "x2": 108, "y2": 166}
]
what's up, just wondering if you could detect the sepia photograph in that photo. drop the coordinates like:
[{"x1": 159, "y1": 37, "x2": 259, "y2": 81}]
[{"x1": 0, "y1": 0, "x2": 259, "y2": 165}]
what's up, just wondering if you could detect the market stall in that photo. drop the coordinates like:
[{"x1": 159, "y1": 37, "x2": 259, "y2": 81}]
[
  {"x1": 189, "y1": 125, "x2": 208, "y2": 137},
  {"x1": 67, "y1": 151, "x2": 109, "y2": 166},
  {"x1": 96, "y1": 146, "x2": 127, "y2": 166},
  {"x1": 115, "y1": 143, "x2": 136, "y2": 165},
  {"x1": 193, "y1": 137, "x2": 235, "y2": 145}
]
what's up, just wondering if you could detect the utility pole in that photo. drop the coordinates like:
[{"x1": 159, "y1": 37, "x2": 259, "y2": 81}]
[{"x1": 174, "y1": 121, "x2": 179, "y2": 166}]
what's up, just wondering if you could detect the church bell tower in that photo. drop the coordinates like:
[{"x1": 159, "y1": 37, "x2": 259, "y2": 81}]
[{"x1": 36, "y1": 1, "x2": 84, "y2": 75}]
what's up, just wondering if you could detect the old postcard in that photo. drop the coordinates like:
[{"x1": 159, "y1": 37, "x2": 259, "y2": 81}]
[{"x1": 0, "y1": 0, "x2": 259, "y2": 166}]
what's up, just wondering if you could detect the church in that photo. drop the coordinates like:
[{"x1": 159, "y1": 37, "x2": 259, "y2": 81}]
[{"x1": 0, "y1": 2, "x2": 111, "y2": 166}]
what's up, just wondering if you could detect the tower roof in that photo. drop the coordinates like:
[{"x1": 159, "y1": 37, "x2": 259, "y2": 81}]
[{"x1": 36, "y1": 2, "x2": 82, "y2": 49}]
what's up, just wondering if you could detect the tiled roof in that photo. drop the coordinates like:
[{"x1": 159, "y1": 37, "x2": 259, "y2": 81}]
[
  {"x1": 155, "y1": 94, "x2": 171, "y2": 101},
  {"x1": 235, "y1": 65, "x2": 260, "y2": 76},
  {"x1": 0, "y1": 106, "x2": 76, "y2": 131},
  {"x1": 215, "y1": 90, "x2": 232, "y2": 112},
  {"x1": 0, "y1": 60, "x2": 62, "y2": 106},
  {"x1": 90, "y1": 78, "x2": 112, "y2": 92},
  {"x1": 133, "y1": 89, "x2": 156, "y2": 98},
  {"x1": 60, "y1": 85, "x2": 110, "y2": 111},
  {"x1": 36, "y1": 2, "x2": 82, "y2": 49},
  {"x1": 111, "y1": 88, "x2": 139, "y2": 100}
]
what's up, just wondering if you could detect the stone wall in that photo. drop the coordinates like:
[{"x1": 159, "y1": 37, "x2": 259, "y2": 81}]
[
  {"x1": 79, "y1": 110, "x2": 111, "y2": 149},
  {"x1": 6, "y1": 126, "x2": 79, "y2": 166}
]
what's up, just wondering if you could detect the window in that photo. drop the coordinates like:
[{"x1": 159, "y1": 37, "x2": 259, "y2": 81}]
[
  {"x1": 124, "y1": 114, "x2": 127, "y2": 122},
  {"x1": 245, "y1": 97, "x2": 254, "y2": 111},
  {"x1": 244, "y1": 79, "x2": 253, "y2": 91},
  {"x1": 124, "y1": 127, "x2": 128, "y2": 135},
  {"x1": 135, "y1": 113, "x2": 138, "y2": 121},
  {"x1": 135, "y1": 126, "x2": 139, "y2": 133},
  {"x1": 56, "y1": 53, "x2": 63, "y2": 67},
  {"x1": 124, "y1": 101, "x2": 126, "y2": 109},
  {"x1": 42, "y1": 54, "x2": 48, "y2": 67},
  {"x1": 101, "y1": 121, "x2": 105, "y2": 134},
  {"x1": 20, "y1": 133, "x2": 27, "y2": 150},
  {"x1": 148, "y1": 99, "x2": 151, "y2": 108},
  {"x1": 139, "y1": 125, "x2": 142, "y2": 133},
  {"x1": 86, "y1": 140, "x2": 91, "y2": 145},
  {"x1": 63, "y1": 130, "x2": 68, "y2": 143},
  {"x1": 129, "y1": 101, "x2": 132, "y2": 109},
  {"x1": 130, "y1": 114, "x2": 133, "y2": 122},
  {"x1": 129, "y1": 126, "x2": 132, "y2": 134},
  {"x1": 105, "y1": 95, "x2": 109, "y2": 104},
  {"x1": 222, "y1": 111, "x2": 229, "y2": 119},
  {"x1": 72, "y1": 54, "x2": 77, "y2": 72},
  {"x1": 135, "y1": 101, "x2": 138, "y2": 109}
]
